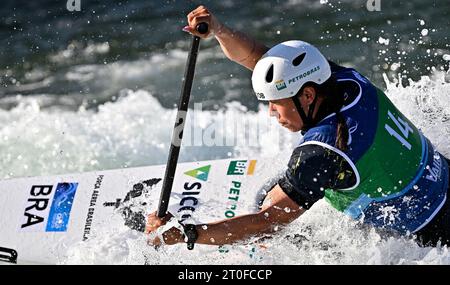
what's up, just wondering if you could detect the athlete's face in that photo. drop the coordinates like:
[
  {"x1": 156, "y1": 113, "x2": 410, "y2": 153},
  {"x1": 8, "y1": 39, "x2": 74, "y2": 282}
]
[
  {"x1": 269, "y1": 98, "x2": 302, "y2": 132},
  {"x1": 268, "y1": 86, "x2": 318, "y2": 132}
]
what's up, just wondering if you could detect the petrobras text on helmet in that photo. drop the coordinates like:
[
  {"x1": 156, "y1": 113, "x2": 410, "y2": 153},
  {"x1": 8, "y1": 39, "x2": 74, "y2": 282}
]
[{"x1": 288, "y1": 65, "x2": 321, "y2": 85}]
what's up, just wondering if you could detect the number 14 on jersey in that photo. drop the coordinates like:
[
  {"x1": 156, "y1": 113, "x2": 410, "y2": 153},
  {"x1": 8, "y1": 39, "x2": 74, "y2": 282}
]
[{"x1": 385, "y1": 110, "x2": 413, "y2": 150}]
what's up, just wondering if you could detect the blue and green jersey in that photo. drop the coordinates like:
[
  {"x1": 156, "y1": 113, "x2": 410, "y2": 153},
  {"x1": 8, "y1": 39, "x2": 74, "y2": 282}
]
[{"x1": 290, "y1": 66, "x2": 448, "y2": 234}]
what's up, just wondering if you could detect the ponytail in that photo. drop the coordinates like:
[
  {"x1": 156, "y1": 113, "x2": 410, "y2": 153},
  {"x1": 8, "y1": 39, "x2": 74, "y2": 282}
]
[
  {"x1": 335, "y1": 111, "x2": 349, "y2": 152},
  {"x1": 331, "y1": 78, "x2": 348, "y2": 152},
  {"x1": 303, "y1": 75, "x2": 349, "y2": 152}
]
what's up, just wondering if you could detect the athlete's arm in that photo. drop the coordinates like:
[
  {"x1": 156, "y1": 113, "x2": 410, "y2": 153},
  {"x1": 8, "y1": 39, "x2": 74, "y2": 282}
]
[
  {"x1": 146, "y1": 185, "x2": 304, "y2": 246},
  {"x1": 185, "y1": 5, "x2": 269, "y2": 70},
  {"x1": 194, "y1": 184, "x2": 305, "y2": 245},
  {"x1": 146, "y1": 144, "x2": 356, "y2": 246}
]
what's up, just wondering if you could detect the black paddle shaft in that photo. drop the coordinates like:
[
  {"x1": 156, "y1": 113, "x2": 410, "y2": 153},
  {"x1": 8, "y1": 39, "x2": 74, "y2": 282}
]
[{"x1": 157, "y1": 23, "x2": 208, "y2": 218}]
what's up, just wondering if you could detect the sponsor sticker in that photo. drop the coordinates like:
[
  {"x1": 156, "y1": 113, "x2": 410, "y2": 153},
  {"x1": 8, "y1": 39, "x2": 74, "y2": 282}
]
[
  {"x1": 275, "y1": 80, "x2": 287, "y2": 91},
  {"x1": 224, "y1": 181, "x2": 242, "y2": 219},
  {"x1": 184, "y1": 165, "x2": 211, "y2": 182},
  {"x1": 227, "y1": 160, "x2": 257, "y2": 175},
  {"x1": 164, "y1": 165, "x2": 213, "y2": 224},
  {"x1": 288, "y1": 65, "x2": 320, "y2": 84},
  {"x1": 46, "y1": 183, "x2": 78, "y2": 232},
  {"x1": 21, "y1": 182, "x2": 78, "y2": 232}
]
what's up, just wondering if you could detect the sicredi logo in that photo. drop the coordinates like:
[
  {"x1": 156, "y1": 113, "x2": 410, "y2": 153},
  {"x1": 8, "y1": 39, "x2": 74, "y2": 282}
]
[
  {"x1": 177, "y1": 165, "x2": 211, "y2": 222},
  {"x1": 21, "y1": 183, "x2": 78, "y2": 232},
  {"x1": 184, "y1": 165, "x2": 211, "y2": 182},
  {"x1": 227, "y1": 160, "x2": 257, "y2": 175}
]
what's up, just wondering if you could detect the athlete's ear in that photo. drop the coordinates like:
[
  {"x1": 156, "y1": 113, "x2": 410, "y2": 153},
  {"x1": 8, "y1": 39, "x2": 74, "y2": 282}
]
[{"x1": 301, "y1": 86, "x2": 316, "y2": 105}]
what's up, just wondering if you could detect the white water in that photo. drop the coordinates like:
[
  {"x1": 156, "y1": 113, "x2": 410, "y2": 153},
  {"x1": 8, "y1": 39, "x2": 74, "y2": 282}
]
[
  {"x1": 1, "y1": 56, "x2": 450, "y2": 264},
  {"x1": 1, "y1": 0, "x2": 449, "y2": 265},
  {"x1": 0, "y1": 89, "x2": 295, "y2": 180},
  {"x1": 3, "y1": 71, "x2": 449, "y2": 265}
]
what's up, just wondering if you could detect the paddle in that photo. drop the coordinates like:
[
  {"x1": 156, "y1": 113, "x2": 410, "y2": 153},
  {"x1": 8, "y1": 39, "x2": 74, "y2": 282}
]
[{"x1": 157, "y1": 22, "x2": 209, "y2": 219}]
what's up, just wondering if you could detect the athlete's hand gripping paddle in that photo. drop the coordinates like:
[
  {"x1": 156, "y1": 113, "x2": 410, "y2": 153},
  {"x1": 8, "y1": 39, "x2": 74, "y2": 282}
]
[{"x1": 156, "y1": 23, "x2": 208, "y2": 249}]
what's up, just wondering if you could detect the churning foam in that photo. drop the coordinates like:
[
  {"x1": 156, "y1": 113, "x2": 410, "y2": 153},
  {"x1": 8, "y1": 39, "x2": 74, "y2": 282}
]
[{"x1": 1, "y1": 70, "x2": 450, "y2": 264}]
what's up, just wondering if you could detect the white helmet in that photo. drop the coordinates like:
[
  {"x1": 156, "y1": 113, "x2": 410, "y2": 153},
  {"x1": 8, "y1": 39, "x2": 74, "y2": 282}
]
[{"x1": 251, "y1": 40, "x2": 331, "y2": 101}]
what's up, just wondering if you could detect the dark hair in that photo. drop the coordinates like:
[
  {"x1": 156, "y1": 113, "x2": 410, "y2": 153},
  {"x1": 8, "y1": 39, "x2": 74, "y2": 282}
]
[{"x1": 302, "y1": 75, "x2": 349, "y2": 152}]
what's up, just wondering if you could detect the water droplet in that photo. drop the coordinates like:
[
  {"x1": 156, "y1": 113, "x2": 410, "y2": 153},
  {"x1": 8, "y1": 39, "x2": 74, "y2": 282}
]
[
  {"x1": 202, "y1": 225, "x2": 208, "y2": 230},
  {"x1": 284, "y1": 207, "x2": 291, "y2": 213},
  {"x1": 377, "y1": 187, "x2": 383, "y2": 193},
  {"x1": 313, "y1": 178, "x2": 318, "y2": 182}
]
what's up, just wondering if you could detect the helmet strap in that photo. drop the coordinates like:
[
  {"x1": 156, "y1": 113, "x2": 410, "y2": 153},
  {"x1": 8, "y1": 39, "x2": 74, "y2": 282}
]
[
  {"x1": 292, "y1": 96, "x2": 309, "y2": 130},
  {"x1": 307, "y1": 95, "x2": 318, "y2": 124},
  {"x1": 292, "y1": 94, "x2": 318, "y2": 131}
]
